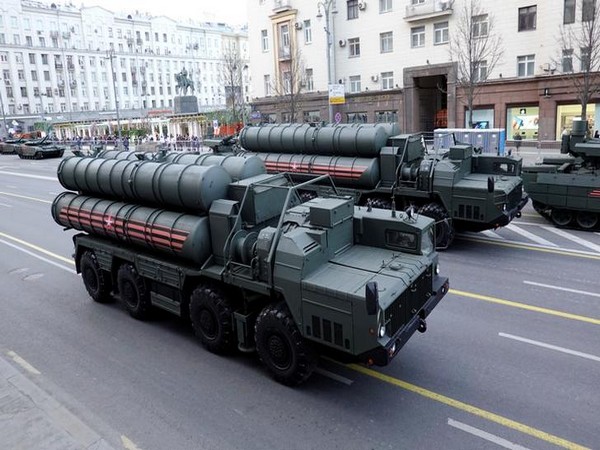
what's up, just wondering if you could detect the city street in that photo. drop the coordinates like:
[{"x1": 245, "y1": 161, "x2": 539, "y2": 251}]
[{"x1": 0, "y1": 154, "x2": 598, "y2": 450}]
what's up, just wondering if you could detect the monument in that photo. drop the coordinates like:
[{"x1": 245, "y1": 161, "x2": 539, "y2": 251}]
[{"x1": 174, "y1": 68, "x2": 198, "y2": 114}]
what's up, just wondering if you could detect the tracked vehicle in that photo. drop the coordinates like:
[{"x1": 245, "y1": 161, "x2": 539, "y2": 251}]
[
  {"x1": 52, "y1": 156, "x2": 448, "y2": 385},
  {"x1": 17, "y1": 136, "x2": 65, "y2": 159},
  {"x1": 523, "y1": 119, "x2": 600, "y2": 229},
  {"x1": 237, "y1": 124, "x2": 528, "y2": 249}
]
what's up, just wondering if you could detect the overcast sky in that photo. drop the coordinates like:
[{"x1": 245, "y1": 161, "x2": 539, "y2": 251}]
[{"x1": 75, "y1": 0, "x2": 248, "y2": 26}]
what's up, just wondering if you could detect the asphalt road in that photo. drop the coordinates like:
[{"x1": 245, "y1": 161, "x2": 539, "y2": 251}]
[{"x1": 0, "y1": 154, "x2": 598, "y2": 450}]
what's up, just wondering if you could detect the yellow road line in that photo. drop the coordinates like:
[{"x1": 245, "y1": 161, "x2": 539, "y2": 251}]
[
  {"x1": 450, "y1": 289, "x2": 600, "y2": 325},
  {"x1": 0, "y1": 231, "x2": 75, "y2": 265},
  {"x1": 0, "y1": 191, "x2": 52, "y2": 204},
  {"x1": 345, "y1": 363, "x2": 589, "y2": 450},
  {"x1": 458, "y1": 236, "x2": 600, "y2": 260}
]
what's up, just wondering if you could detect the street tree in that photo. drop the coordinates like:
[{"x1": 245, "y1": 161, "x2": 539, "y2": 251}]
[
  {"x1": 449, "y1": 0, "x2": 504, "y2": 128},
  {"x1": 555, "y1": 0, "x2": 600, "y2": 121},
  {"x1": 271, "y1": 44, "x2": 306, "y2": 123},
  {"x1": 220, "y1": 46, "x2": 246, "y2": 124}
]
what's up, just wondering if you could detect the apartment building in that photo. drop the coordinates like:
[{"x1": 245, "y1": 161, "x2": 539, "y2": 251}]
[
  {"x1": 0, "y1": 0, "x2": 248, "y2": 137},
  {"x1": 249, "y1": 0, "x2": 600, "y2": 144}
]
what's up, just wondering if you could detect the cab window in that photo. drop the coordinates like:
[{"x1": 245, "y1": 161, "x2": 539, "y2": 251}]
[{"x1": 385, "y1": 230, "x2": 417, "y2": 251}]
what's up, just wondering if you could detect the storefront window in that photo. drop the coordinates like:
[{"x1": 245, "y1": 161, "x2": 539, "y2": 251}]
[
  {"x1": 556, "y1": 104, "x2": 597, "y2": 139},
  {"x1": 466, "y1": 108, "x2": 494, "y2": 128},
  {"x1": 507, "y1": 106, "x2": 539, "y2": 140}
]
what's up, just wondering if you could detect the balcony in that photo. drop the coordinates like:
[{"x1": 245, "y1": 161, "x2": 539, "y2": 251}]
[
  {"x1": 405, "y1": 0, "x2": 453, "y2": 22},
  {"x1": 272, "y1": 0, "x2": 292, "y2": 14}
]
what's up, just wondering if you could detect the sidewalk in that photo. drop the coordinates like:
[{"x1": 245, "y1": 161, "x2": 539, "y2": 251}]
[{"x1": 0, "y1": 353, "x2": 116, "y2": 450}]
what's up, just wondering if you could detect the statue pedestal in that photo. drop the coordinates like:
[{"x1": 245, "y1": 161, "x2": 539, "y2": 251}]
[{"x1": 174, "y1": 96, "x2": 198, "y2": 114}]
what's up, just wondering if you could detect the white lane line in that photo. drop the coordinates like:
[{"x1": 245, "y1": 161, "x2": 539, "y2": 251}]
[
  {"x1": 510, "y1": 221, "x2": 550, "y2": 226},
  {"x1": 542, "y1": 226, "x2": 600, "y2": 253},
  {"x1": 523, "y1": 280, "x2": 600, "y2": 299},
  {"x1": 447, "y1": 418, "x2": 531, "y2": 450},
  {"x1": 121, "y1": 435, "x2": 143, "y2": 450},
  {"x1": 0, "y1": 170, "x2": 57, "y2": 181},
  {"x1": 458, "y1": 234, "x2": 600, "y2": 257},
  {"x1": 0, "y1": 201, "x2": 12, "y2": 207},
  {"x1": 314, "y1": 367, "x2": 354, "y2": 386},
  {"x1": 0, "y1": 191, "x2": 52, "y2": 204},
  {"x1": 7, "y1": 350, "x2": 42, "y2": 375},
  {"x1": 505, "y1": 224, "x2": 558, "y2": 247},
  {"x1": 499, "y1": 333, "x2": 600, "y2": 363},
  {"x1": 481, "y1": 230, "x2": 504, "y2": 240},
  {"x1": 0, "y1": 239, "x2": 76, "y2": 274}
]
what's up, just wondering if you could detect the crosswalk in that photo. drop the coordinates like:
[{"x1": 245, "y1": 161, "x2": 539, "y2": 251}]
[{"x1": 460, "y1": 219, "x2": 600, "y2": 254}]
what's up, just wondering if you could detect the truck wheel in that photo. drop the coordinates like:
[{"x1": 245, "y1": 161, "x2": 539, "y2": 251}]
[
  {"x1": 532, "y1": 201, "x2": 546, "y2": 215},
  {"x1": 189, "y1": 286, "x2": 236, "y2": 354},
  {"x1": 550, "y1": 209, "x2": 572, "y2": 227},
  {"x1": 255, "y1": 302, "x2": 316, "y2": 386},
  {"x1": 117, "y1": 264, "x2": 151, "y2": 320},
  {"x1": 576, "y1": 211, "x2": 598, "y2": 230},
  {"x1": 418, "y1": 203, "x2": 455, "y2": 249},
  {"x1": 80, "y1": 251, "x2": 112, "y2": 303}
]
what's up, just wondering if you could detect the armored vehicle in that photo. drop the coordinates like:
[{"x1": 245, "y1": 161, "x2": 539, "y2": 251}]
[
  {"x1": 522, "y1": 119, "x2": 600, "y2": 229},
  {"x1": 17, "y1": 136, "x2": 65, "y2": 159},
  {"x1": 52, "y1": 156, "x2": 448, "y2": 385},
  {"x1": 1, "y1": 138, "x2": 25, "y2": 155},
  {"x1": 237, "y1": 124, "x2": 528, "y2": 249}
]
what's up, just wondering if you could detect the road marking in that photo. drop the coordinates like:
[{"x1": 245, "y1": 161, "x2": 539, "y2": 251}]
[
  {"x1": 523, "y1": 280, "x2": 600, "y2": 299},
  {"x1": 513, "y1": 220, "x2": 553, "y2": 226},
  {"x1": 0, "y1": 170, "x2": 56, "y2": 181},
  {"x1": 448, "y1": 418, "x2": 531, "y2": 450},
  {"x1": 481, "y1": 230, "x2": 504, "y2": 240},
  {"x1": 314, "y1": 367, "x2": 354, "y2": 386},
  {"x1": 0, "y1": 191, "x2": 53, "y2": 204},
  {"x1": 121, "y1": 435, "x2": 142, "y2": 450},
  {"x1": 345, "y1": 363, "x2": 588, "y2": 450},
  {"x1": 7, "y1": 350, "x2": 41, "y2": 375},
  {"x1": 506, "y1": 224, "x2": 558, "y2": 247},
  {"x1": 542, "y1": 226, "x2": 600, "y2": 253},
  {"x1": 457, "y1": 236, "x2": 600, "y2": 261},
  {"x1": 499, "y1": 333, "x2": 600, "y2": 363},
  {"x1": 520, "y1": 212, "x2": 542, "y2": 219},
  {"x1": 0, "y1": 238, "x2": 76, "y2": 273},
  {"x1": 449, "y1": 289, "x2": 600, "y2": 326},
  {"x1": 0, "y1": 232, "x2": 75, "y2": 265},
  {"x1": 0, "y1": 201, "x2": 12, "y2": 207}
]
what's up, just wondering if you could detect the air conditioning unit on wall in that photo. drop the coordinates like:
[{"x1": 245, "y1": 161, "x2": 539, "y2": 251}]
[
  {"x1": 358, "y1": 2, "x2": 367, "y2": 11},
  {"x1": 339, "y1": 39, "x2": 346, "y2": 47},
  {"x1": 371, "y1": 75, "x2": 379, "y2": 82},
  {"x1": 294, "y1": 22, "x2": 302, "y2": 30}
]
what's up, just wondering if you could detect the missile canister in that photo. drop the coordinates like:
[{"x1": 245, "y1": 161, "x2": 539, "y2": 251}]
[
  {"x1": 57, "y1": 156, "x2": 232, "y2": 212},
  {"x1": 52, "y1": 192, "x2": 211, "y2": 264},
  {"x1": 96, "y1": 150, "x2": 142, "y2": 160},
  {"x1": 255, "y1": 153, "x2": 380, "y2": 189},
  {"x1": 239, "y1": 123, "x2": 388, "y2": 157},
  {"x1": 163, "y1": 153, "x2": 266, "y2": 181}
]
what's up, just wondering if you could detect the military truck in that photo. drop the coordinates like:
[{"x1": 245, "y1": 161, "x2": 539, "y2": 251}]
[
  {"x1": 236, "y1": 124, "x2": 528, "y2": 249},
  {"x1": 52, "y1": 156, "x2": 448, "y2": 385},
  {"x1": 522, "y1": 119, "x2": 600, "y2": 229}
]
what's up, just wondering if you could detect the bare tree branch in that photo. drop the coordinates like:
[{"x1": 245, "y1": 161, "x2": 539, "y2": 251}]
[
  {"x1": 271, "y1": 43, "x2": 306, "y2": 123},
  {"x1": 220, "y1": 46, "x2": 245, "y2": 124},
  {"x1": 449, "y1": 0, "x2": 504, "y2": 128}
]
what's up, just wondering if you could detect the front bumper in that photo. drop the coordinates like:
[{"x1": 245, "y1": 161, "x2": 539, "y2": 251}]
[
  {"x1": 495, "y1": 193, "x2": 529, "y2": 227},
  {"x1": 359, "y1": 275, "x2": 449, "y2": 367}
]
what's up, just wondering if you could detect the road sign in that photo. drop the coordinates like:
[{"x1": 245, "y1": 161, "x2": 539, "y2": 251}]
[
  {"x1": 328, "y1": 84, "x2": 345, "y2": 105},
  {"x1": 334, "y1": 112, "x2": 342, "y2": 124}
]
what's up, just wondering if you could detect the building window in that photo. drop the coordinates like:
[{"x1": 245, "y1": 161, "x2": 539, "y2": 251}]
[
  {"x1": 517, "y1": 54, "x2": 535, "y2": 77},
  {"x1": 31, "y1": 70, "x2": 37, "y2": 81},
  {"x1": 380, "y1": 0, "x2": 392, "y2": 13},
  {"x1": 562, "y1": 49, "x2": 573, "y2": 72},
  {"x1": 28, "y1": 53, "x2": 35, "y2": 64},
  {"x1": 347, "y1": 0, "x2": 359, "y2": 19},
  {"x1": 305, "y1": 68, "x2": 314, "y2": 91},
  {"x1": 434, "y1": 21, "x2": 449, "y2": 44},
  {"x1": 303, "y1": 110, "x2": 321, "y2": 123},
  {"x1": 39, "y1": 37, "x2": 45, "y2": 47},
  {"x1": 43, "y1": 70, "x2": 50, "y2": 81},
  {"x1": 304, "y1": 20, "x2": 312, "y2": 44},
  {"x1": 412, "y1": 0, "x2": 425, "y2": 4},
  {"x1": 564, "y1": 0, "x2": 576, "y2": 24},
  {"x1": 474, "y1": 60, "x2": 487, "y2": 81},
  {"x1": 26, "y1": 36, "x2": 32, "y2": 46},
  {"x1": 472, "y1": 14, "x2": 489, "y2": 37},
  {"x1": 264, "y1": 74, "x2": 271, "y2": 95},
  {"x1": 518, "y1": 5, "x2": 537, "y2": 31},
  {"x1": 376, "y1": 110, "x2": 397, "y2": 123},
  {"x1": 581, "y1": 47, "x2": 591, "y2": 71},
  {"x1": 381, "y1": 71, "x2": 394, "y2": 90},
  {"x1": 20, "y1": 86, "x2": 27, "y2": 97},
  {"x1": 380, "y1": 32, "x2": 393, "y2": 53},
  {"x1": 349, "y1": 37, "x2": 360, "y2": 57},
  {"x1": 17, "y1": 70, "x2": 24, "y2": 81},
  {"x1": 583, "y1": 0, "x2": 596, "y2": 21},
  {"x1": 261, "y1": 29, "x2": 269, "y2": 51},
  {"x1": 347, "y1": 112, "x2": 368, "y2": 123},
  {"x1": 280, "y1": 23, "x2": 290, "y2": 49},
  {"x1": 411, "y1": 26, "x2": 425, "y2": 48},
  {"x1": 349, "y1": 75, "x2": 361, "y2": 93}
]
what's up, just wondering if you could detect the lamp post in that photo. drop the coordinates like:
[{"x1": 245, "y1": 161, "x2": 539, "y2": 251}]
[
  {"x1": 106, "y1": 49, "x2": 122, "y2": 141},
  {"x1": 0, "y1": 90, "x2": 8, "y2": 139},
  {"x1": 51, "y1": 3, "x2": 73, "y2": 133},
  {"x1": 317, "y1": 0, "x2": 337, "y2": 124}
]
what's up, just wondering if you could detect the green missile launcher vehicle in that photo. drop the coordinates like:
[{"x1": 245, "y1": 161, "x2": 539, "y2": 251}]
[
  {"x1": 522, "y1": 119, "x2": 600, "y2": 229},
  {"x1": 52, "y1": 156, "x2": 448, "y2": 385}
]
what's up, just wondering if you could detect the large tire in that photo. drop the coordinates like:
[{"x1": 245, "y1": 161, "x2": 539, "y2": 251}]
[
  {"x1": 117, "y1": 264, "x2": 151, "y2": 320},
  {"x1": 255, "y1": 302, "x2": 316, "y2": 386},
  {"x1": 550, "y1": 209, "x2": 573, "y2": 227},
  {"x1": 189, "y1": 285, "x2": 236, "y2": 354},
  {"x1": 532, "y1": 201, "x2": 547, "y2": 215},
  {"x1": 79, "y1": 251, "x2": 112, "y2": 303},
  {"x1": 418, "y1": 203, "x2": 455, "y2": 249}
]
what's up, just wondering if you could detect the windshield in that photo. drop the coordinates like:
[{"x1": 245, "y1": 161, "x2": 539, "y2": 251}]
[{"x1": 421, "y1": 227, "x2": 435, "y2": 255}]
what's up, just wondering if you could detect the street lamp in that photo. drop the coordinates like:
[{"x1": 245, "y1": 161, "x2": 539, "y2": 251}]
[
  {"x1": 317, "y1": 0, "x2": 337, "y2": 124},
  {"x1": 106, "y1": 49, "x2": 122, "y2": 141},
  {"x1": 0, "y1": 89, "x2": 8, "y2": 139}
]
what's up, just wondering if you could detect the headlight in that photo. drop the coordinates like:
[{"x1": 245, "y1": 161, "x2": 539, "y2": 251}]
[
  {"x1": 378, "y1": 325, "x2": 386, "y2": 338},
  {"x1": 435, "y1": 263, "x2": 440, "y2": 275},
  {"x1": 502, "y1": 203, "x2": 507, "y2": 211}
]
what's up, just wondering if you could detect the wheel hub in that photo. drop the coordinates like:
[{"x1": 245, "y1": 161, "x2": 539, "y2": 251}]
[
  {"x1": 267, "y1": 334, "x2": 291, "y2": 370},
  {"x1": 83, "y1": 267, "x2": 98, "y2": 291},
  {"x1": 121, "y1": 281, "x2": 137, "y2": 308},
  {"x1": 199, "y1": 309, "x2": 217, "y2": 339}
]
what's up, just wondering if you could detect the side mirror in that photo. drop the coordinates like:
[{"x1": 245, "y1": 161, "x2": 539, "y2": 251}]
[
  {"x1": 365, "y1": 281, "x2": 378, "y2": 316},
  {"x1": 487, "y1": 176, "x2": 495, "y2": 193}
]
